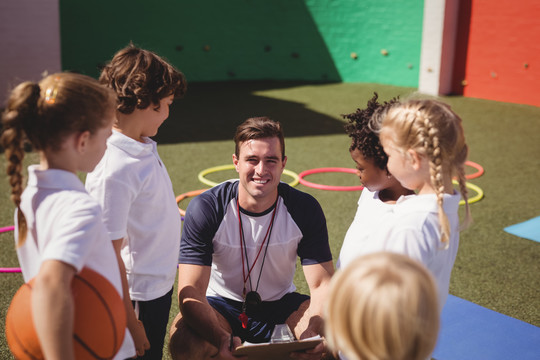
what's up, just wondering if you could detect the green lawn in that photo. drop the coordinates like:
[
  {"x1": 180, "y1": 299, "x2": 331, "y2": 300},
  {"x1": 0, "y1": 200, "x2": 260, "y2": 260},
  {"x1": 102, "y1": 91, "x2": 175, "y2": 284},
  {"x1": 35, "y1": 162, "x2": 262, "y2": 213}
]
[{"x1": 1, "y1": 81, "x2": 539, "y2": 359}]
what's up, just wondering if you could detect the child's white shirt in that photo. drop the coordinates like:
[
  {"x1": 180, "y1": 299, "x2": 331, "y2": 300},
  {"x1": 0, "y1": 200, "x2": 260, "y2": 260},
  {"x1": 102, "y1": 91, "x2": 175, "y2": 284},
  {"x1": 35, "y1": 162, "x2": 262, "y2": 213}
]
[
  {"x1": 337, "y1": 188, "x2": 398, "y2": 269},
  {"x1": 17, "y1": 165, "x2": 135, "y2": 359},
  {"x1": 86, "y1": 130, "x2": 181, "y2": 301},
  {"x1": 367, "y1": 192, "x2": 461, "y2": 309}
]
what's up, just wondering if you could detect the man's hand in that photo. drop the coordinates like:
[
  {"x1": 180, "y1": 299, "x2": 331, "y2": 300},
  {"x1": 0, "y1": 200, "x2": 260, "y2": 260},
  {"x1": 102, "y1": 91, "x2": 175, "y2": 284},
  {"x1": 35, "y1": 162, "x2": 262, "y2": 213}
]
[
  {"x1": 210, "y1": 334, "x2": 246, "y2": 360},
  {"x1": 290, "y1": 336, "x2": 329, "y2": 360}
]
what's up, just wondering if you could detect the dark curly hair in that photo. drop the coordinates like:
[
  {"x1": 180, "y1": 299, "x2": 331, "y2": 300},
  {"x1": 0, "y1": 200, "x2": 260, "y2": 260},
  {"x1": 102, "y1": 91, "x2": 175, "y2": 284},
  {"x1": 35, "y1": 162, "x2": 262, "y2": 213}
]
[
  {"x1": 343, "y1": 92, "x2": 399, "y2": 170},
  {"x1": 99, "y1": 43, "x2": 187, "y2": 114}
]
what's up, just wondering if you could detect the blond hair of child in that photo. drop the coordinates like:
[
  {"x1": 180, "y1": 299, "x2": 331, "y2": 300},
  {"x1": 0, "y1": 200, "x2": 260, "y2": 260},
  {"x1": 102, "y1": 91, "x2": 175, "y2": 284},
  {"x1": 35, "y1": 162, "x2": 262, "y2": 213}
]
[
  {"x1": 325, "y1": 252, "x2": 440, "y2": 360},
  {"x1": 379, "y1": 99, "x2": 472, "y2": 246}
]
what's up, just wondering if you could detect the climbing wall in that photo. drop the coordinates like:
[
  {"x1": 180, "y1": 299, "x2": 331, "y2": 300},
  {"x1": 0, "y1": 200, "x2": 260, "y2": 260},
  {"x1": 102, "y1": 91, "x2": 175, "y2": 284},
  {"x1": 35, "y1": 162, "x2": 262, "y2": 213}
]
[
  {"x1": 59, "y1": 0, "x2": 423, "y2": 87},
  {"x1": 305, "y1": 0, "x2": 423, "y2": 86}
]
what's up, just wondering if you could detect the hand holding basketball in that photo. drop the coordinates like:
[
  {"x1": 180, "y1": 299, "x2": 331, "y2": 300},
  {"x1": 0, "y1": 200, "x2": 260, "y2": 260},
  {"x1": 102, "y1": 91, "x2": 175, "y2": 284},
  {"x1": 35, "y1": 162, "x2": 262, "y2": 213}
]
[{"x1": 5, "y1": 267, "x2": 126, "y2": 360}]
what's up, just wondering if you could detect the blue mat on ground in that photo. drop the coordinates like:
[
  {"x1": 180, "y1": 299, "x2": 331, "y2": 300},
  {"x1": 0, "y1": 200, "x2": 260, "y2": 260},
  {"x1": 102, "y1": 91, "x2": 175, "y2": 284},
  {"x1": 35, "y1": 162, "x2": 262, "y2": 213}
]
[
  {"x1": 504, "y1": 216, "x2": 540, "y2": 243},
  {"x1": 433, "y1": 295, "x2": 540, "y2": 360}
]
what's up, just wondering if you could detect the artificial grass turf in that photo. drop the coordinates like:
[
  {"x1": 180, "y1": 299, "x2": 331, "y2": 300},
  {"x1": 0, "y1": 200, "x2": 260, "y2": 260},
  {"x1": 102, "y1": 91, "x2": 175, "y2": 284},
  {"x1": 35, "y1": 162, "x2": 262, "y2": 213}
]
[{"x1": 0, "y1": 81, "x2": 539, "y2": 359}]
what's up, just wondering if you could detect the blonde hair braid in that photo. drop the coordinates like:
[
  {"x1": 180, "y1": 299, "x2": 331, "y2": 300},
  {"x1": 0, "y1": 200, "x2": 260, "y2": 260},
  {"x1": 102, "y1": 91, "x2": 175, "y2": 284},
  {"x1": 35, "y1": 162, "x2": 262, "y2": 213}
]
[
  {"x1": 421, "y1": 112, "x2": 451, "y2": 246},
  {"x1": 455, "y1": 157, "x2": 472, "y2": 230}
]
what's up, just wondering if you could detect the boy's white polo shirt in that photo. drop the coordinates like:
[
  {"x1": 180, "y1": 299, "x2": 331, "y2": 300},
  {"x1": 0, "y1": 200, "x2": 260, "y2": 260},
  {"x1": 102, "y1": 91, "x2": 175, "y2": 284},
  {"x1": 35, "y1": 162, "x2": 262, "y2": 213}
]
[{"x1": 86, "y1": 131, "x2": 181, "y2": 301}]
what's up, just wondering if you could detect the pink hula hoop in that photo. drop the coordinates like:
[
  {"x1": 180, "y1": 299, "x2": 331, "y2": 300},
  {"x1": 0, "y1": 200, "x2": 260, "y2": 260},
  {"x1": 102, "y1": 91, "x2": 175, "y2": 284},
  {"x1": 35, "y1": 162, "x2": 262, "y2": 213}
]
[
  {"x1": 298, "y1": 168, "x2": 364, "y2": 191},
  {"x1": 0, "y1": 225, "x2": 15, "y2": 233},
  {"x1": 0, "y1": 225, "x2": 21, "y2": 273}
]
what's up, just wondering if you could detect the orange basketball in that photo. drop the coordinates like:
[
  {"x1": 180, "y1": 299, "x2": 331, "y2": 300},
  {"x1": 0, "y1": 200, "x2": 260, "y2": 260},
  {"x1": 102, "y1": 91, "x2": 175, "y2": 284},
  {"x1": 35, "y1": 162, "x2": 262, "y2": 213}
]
[{"x1": 5, "y1": 267, "x2": 126, "y2": 359}]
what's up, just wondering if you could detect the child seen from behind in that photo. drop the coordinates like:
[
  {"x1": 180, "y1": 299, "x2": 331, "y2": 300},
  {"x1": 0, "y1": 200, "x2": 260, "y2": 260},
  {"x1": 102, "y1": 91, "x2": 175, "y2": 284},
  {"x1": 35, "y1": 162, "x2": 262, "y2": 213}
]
[{"x1": 325, "y1": 252, "x2": 440, "y2": 360}]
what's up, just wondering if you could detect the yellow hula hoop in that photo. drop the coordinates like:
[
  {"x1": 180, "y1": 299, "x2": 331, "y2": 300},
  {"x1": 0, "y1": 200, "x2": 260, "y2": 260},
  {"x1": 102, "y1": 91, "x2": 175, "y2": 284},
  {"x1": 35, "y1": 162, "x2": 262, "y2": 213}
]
[
  {"x1": 452, "y1": 179, "x2": 484, "y2": 205},
  {"x1": 198, "y1": 164, "x2": 300, "y2": 188}
]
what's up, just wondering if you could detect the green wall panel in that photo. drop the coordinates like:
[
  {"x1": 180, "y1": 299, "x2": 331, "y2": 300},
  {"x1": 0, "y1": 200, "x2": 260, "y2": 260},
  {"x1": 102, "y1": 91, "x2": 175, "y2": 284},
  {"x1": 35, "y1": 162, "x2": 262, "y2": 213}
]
[
  {"x1": 60, "y1": 0, "x2": 422, "y2": 87},
  {"x1": 304, "y1": 0, "x2": 423, "y2": 86}
]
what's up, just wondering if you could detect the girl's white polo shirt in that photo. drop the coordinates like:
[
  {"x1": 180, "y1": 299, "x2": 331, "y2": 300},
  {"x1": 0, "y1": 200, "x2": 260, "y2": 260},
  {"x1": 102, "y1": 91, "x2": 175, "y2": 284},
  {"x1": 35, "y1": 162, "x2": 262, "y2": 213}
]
[
  {"x1": 370, "y1": 192, "x2": 461, "y2": 309},
  {"x1": 17, "y1": 165, "x2": 135, "y2": 359}
]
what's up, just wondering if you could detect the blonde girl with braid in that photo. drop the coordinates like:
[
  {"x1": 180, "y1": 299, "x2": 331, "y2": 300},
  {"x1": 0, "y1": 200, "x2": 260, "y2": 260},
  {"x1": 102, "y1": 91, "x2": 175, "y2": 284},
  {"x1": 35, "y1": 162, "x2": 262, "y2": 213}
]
[
  {"x1": 371, "y1": 99, "x2": 471, "y2": 310},
  {"x1": 1, "y1": 72, "x2": 135, "y2": 359}
]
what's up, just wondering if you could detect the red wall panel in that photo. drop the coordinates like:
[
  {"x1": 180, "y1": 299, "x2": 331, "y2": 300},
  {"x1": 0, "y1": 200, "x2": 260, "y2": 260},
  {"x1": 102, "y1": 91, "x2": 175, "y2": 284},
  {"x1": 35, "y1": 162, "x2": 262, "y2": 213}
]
[{"x1": 459, "y1": 0, "x2": 540, "y2": 107}]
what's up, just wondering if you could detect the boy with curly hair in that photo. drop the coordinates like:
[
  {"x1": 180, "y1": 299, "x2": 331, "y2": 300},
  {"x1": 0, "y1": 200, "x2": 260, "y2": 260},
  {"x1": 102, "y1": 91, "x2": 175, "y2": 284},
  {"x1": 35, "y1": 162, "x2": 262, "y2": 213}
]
[{"x1": 86, "y1": 44, "x2": 187, "y2": 359}]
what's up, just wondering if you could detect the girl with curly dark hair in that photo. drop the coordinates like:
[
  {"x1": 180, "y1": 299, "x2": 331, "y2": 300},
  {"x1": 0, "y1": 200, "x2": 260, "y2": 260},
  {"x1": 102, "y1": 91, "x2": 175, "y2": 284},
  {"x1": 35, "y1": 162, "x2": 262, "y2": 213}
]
[{"x1": 337, "y1": 93, "x2": 414, "y2": 269}]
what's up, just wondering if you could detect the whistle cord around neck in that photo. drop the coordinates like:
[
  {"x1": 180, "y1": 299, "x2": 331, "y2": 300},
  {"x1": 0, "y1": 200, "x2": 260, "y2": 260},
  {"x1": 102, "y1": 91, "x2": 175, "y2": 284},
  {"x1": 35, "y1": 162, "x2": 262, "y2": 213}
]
[
  {"x1": 254, "y1": 216, "x2": 275, "y2": 293},
  {"x1": 237, "y1": 197, "x2": 278, "y2": 297}
]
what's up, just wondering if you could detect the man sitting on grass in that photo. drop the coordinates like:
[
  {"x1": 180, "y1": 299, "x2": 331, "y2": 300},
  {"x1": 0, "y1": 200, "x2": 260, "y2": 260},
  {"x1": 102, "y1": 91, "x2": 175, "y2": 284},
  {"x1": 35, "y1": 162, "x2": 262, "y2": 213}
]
[{"x1": 169, "y1": 117, "x2": 334, "y2": 360}]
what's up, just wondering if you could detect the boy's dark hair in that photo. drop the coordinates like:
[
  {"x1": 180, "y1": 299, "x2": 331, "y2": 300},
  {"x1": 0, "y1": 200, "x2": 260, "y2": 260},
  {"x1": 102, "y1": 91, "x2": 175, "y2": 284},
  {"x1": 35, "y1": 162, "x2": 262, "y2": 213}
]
[
  {"x1": 234, "y1": 117, "x2": 285, "y2": 160},
  {"x1": 343, "y1": 92, "x2": 399, "y2": 170},
  {"x1": 99, "y1": 44, "x2": 187, "y2": 114}
]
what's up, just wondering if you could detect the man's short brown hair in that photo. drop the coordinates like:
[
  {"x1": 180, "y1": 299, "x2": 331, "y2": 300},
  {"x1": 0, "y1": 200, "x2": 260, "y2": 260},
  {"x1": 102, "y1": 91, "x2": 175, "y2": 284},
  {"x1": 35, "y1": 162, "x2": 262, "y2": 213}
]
[{"x1": 234, "y1": 117, "x2": 285, "y2": 160}]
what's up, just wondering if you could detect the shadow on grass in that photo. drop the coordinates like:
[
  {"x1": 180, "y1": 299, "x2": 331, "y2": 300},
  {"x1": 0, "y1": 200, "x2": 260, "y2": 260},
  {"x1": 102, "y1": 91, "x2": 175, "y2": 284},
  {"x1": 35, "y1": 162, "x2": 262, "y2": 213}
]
[{"x1": 155, "y1": 80, "x2": 346, "y2": 144}]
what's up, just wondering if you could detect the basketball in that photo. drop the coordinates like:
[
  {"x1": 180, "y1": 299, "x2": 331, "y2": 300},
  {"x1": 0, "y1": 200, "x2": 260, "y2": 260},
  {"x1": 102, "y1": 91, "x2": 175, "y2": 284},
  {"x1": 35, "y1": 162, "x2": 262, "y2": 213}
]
[{"x1": 5, "y1": 267, "x2": 126, "y2": 359}]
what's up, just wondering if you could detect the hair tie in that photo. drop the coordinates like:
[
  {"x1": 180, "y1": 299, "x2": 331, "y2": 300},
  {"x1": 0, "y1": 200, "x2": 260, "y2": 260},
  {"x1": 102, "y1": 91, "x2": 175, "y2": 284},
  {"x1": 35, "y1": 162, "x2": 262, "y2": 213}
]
[
  {"x1": 44, "y1": 76, "x2": 61, "y2": 104},
  {"x1": 44, "y1": 87, "x2": 58, "y2": 104}
]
